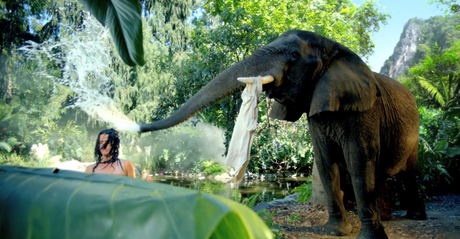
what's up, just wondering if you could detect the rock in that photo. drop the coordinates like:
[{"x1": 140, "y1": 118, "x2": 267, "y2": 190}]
[
  {"x1": 252, "y1": 193, "x2": 300, "y2": 212},
  {"x1": 214, "y1": 173, "x2": 232, "y2": 182},
  {"x1": 253, "y1": 203, "x2": 271, "y2": 212},
  {"x1": 380, "y1": 20, "x2": 421, "y2": 78}
]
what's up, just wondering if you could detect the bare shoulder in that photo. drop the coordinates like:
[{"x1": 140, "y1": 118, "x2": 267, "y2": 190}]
[
  {"x1": 85, "y1": 163, "x2": 96, "y2": 173},
  {"x1": 121, "y1": 159, "x2": 134, "y2": 167},
  {"x1": 121, "y1": 159, "x2": 136, "y2": 178}
]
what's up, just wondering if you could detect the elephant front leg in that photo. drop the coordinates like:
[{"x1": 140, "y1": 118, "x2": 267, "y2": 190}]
[
  {"x1": 347, "y1": 157, "x2": 388, "y2": 239},
  {"x1": 314, "y1": 153, "x2": 352, "y2": 236}
]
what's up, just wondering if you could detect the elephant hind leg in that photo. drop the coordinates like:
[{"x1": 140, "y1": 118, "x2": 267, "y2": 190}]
[
  {"x1": 402, "y1": 146, "x2": 427, "y2": 220},
  {"x1": 378, "y1": 177, "x2": 392, "y2": 221},
  {"x1": 401, "y1": 171, "x2": 427, "y2": 219}
]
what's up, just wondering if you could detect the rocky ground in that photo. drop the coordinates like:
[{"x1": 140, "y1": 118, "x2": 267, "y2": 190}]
[{"x1": 255, "y1": 194, "x2": 460, "y2": 239}]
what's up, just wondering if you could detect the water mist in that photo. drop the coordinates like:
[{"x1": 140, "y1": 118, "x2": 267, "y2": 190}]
[{"x1": 20, "y1": 14, "x2": 140, "y2": 132}]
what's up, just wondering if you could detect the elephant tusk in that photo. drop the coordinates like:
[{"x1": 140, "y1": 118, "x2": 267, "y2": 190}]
[
  {"x1": 260, "y1": 75, "x2": 274, "y2": 84},
  {"x1": 237, "y1": 75, "x2": 274, "y2": 85}
]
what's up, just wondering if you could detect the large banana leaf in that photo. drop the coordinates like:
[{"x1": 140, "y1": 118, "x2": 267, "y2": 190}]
[
  {"x1": 78, "y1": 0, "x2": 145, "y2": 66},
  {"x1": 0, "y1": 166, "x2": 273, "y2": 239}
]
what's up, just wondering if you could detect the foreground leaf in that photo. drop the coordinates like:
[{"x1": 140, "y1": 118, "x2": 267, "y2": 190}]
[
  {"x1": 78, "y1": 0, "x2": 145, "y2": 66},
  {"x1": 0, "y1": 142, "x2": 12, "y2": 153},
  {"x1": 0, "y1": 166, "x2": 273, "y2": 239}
]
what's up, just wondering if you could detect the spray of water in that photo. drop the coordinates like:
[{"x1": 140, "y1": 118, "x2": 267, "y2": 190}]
[{"x1": 20, "y1": 14, "x2": 140, "y2": 132}]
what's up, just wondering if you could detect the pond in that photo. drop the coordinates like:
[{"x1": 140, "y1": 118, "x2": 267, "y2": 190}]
[{"x1": 151, "y1": 175, "x2": 309, "y2": 205}]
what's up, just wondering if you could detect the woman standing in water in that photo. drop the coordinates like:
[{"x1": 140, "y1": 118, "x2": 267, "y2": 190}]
[{"x1": 85, "y1": 128, "x2": 135, "y2": 178}]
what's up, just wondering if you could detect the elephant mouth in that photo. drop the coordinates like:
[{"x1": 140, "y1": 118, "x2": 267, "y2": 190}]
[
  {"x1": 263, "y1": 75, "x2": 298, "y2": 105},
  {"x1": 263, "y1": 77, "x2": 284, "y2": 100},
  {"x1": 238, "y1": 75, "x2": 289, "y2": 104}
]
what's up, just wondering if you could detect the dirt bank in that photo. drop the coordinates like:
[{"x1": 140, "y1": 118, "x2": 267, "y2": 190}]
[{"x1": 265, "y1": 194, "x2": 460, "y2": 239}]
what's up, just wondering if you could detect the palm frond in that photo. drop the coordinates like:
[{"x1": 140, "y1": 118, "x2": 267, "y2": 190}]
[{"x1": 418, "y1": 76, "x2": 446, "y2": 106}]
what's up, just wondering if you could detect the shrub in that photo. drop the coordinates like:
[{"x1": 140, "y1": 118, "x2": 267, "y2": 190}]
[
  {"x1": 417, "y1": 107, "x2": 460, "y2": 194},
  {"x1": 201, "y1": 160, "x2": 226, "y2": 176}
]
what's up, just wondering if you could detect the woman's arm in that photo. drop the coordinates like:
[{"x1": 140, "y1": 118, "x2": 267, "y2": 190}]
[{"x1": 124, "y1": 160, "x2": 136, "y2": 178}]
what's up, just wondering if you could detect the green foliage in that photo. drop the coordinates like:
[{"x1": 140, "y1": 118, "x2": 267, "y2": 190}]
[
  {"x1": 0, "y1": 153, "x2": 56, "y2": 168},
  {"x1": 403, "y1": 41, "x2": 460, "y2": 110},
  {"x1": 0, "y1": 0, "x2": 86, "y2": 104},
  {"x1": 204, "y1": 0, "x2": 389, "y2": 58},
  {"x1": 241, "y1": 194, "x2": 280, "y2": 235},
  {"x1": 285, "y1": 213, "x2": 302, "y2": 224},
  {"x1": 291, "y1": 181, "x2": 312, "y2": 203},
  {"x1": 0, "y1": 0, "x2": 59, "y2": 53},
  {"x1": 417, "y1": 107, "x2": 460, "y2": 194},
  {"x1": 112, "y1": 19, "x2": 179, "y2": 123},
  {"x1": 144, "y1": 0, "x2": 197, "y2": 54},
  {"x1": 402, "y1": 34, "x2": 460, "y2": 195},
  {"x1": 249, "y1": 110, "x2": 314, "y2": 175},
  {"x1": 201, "y1": 160, "x2": 226, "y2": 176},
  {"x1": 77, "y1": 0, "x2": 145, "y2": 66},
  {"x1": 0, "y1": 142, "x2": 11, "y2": 153},
  {"x1": 111, "y1": 0, "x2": 199, "y2": 123},
  {"x1": 241, "y1": 193, "x2": 261, "y2": 208},
  {"x1": 428, "y1": 0, "x2": 460, "y2": 15},
  {"x1": 0, "y1": 165, "x2": 274, "y2": 239},
  {"x1": 0, "y1": 103, "x2": 24, "y2": 157},
  {"x1": 257, "y1": 209, "x2": 279, "y2": 233}
]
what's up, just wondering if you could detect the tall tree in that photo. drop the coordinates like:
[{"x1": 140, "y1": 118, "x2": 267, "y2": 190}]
[
  {"x1": 144, "y1": 0, "x2": 197, "y2": 54},
  {"x1": 111, "y1": 0, "x2": 198, "y2": 123}
]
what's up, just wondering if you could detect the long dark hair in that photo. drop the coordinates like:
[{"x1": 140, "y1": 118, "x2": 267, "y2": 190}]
[{"x1": 92, "y1": 128, "x2": 124, "y2": 172}]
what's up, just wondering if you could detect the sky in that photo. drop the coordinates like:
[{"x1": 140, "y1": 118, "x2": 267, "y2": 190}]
[{"x1": 353, "y1": 0, "x2": 446, "y2": 72}]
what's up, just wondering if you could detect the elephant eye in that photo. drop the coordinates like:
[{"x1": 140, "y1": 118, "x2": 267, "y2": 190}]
[{"x1": 291, "y1": 51, "x2": 300, "y2": 58}]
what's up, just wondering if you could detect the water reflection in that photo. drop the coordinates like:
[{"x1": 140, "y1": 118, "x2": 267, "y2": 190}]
[{"x1": 151, "y1": 176, "x2": 309, "y2": 204}]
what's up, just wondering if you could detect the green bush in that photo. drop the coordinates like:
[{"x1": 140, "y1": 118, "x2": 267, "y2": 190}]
[
  {"x1": 291, "y1": 181, "x2": 312, "y2": 203},
  {"x1": 249, "y1": 105, "x2": 314, "y2": 176},
  {"x1": 201, "y1": 160, "x2": 226, "y2": 176},
  {"x1": 418, "y1": 107, "x2": 460, "y2": 194}
]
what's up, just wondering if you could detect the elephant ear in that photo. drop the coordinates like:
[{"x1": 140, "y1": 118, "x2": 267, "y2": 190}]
[
  {"x1": 269, "y1": 101, "x2": 304, "y2": 122},
  {"x1": 308, "y1": 47, "x2": 381, "y2": 117}
]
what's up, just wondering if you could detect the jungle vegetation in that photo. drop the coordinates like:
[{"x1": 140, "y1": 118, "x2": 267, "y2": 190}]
[{"x1": 0, "y1": 0, "x2": 458, "y2": 199}]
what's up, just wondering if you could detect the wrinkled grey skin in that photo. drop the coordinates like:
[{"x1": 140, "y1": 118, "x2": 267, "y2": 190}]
[{"x1": 139, "y1": 30, "x2": 426, "y2": 239}]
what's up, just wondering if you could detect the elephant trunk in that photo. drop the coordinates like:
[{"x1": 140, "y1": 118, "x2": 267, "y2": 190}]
[{"x1": 139, "y1": 53, "x2": 271, "y2": 132}]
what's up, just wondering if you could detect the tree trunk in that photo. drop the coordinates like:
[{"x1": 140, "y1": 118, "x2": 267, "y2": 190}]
[
  {"x1": 310, "y1": 160, "x2": 327, "y2": 205},
  {"x1": 0, "y1": 54, "x2": 12, "y2": 104}
]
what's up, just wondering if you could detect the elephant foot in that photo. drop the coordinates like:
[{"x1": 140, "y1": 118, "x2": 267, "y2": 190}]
[
  {"x1": 405, "y1": 209, "x2": 427, "y2": 220},
  {"x1": 357, "y1": 227, "x2": 388, "y2": 239},
  {"x1": 324, "y1": 220, "x2": 352, "y2": 236}
]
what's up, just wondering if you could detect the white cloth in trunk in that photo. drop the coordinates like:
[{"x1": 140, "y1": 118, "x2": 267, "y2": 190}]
[{"x1": 226, "y1": 77, "x2": 263, "y2": 183}]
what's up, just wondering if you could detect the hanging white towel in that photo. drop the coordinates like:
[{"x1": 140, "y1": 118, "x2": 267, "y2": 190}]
[{"x1": 226, "y1": 76, "x2": 263, "y2": 184}]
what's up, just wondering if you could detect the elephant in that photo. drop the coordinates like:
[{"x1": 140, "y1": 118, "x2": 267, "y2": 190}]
[{"x1": 139, "y1": 30, "x2": 426, "y2": 239}]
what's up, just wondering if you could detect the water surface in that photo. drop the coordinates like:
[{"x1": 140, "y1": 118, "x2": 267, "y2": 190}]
[{"x1": 152, "y1": 175, "x2": 309, "y2": 204}]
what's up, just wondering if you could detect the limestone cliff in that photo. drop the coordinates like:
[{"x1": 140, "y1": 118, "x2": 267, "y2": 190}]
[
  {"x1": 379, "y1": 15, "x2": 460, "y2": 79},
  {"x1": 379, "y1": 19, "x2": 423, "y2": 78}
]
